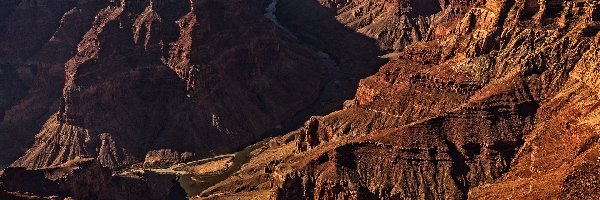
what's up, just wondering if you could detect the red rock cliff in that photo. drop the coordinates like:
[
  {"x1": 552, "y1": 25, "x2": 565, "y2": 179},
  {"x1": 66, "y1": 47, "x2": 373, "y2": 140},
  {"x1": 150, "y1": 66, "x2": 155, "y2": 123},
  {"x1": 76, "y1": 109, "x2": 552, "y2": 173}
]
[
  {"x1": 6, "y1": 0, "x2": 327, "y2": 169},
  {"x1": 199, "y1": 0, "x2": 600, "y2": 199}
]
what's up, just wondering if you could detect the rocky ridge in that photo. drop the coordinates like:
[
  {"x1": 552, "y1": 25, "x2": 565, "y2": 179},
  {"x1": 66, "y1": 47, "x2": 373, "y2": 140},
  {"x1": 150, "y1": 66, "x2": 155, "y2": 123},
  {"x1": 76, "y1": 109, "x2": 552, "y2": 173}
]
[
  {"x1": 0, "y1": 0, "x2": 598, "y2": 199},
  {"x1": 0, "y1": 158, "x2": 187, "y2": 199},
  {"x1": 0, "y1": 0, "x2": 103, "y2": 166},
  {"x1": 198, "y1": 0, "x2": 600, "y2": 199},
  {"x1": 4, "y1": 0, "x2": 328, "y2": 169}
]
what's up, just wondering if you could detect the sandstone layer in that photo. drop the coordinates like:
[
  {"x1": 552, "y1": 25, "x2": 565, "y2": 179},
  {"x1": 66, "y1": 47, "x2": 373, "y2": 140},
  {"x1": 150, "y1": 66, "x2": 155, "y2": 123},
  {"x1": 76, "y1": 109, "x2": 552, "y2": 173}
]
[
  {"x1": 199, "y1": 0, "x2": 600, "y2": 199},
  {"x1": 0, "y1": 0, "x2": 598, "y2": 199}
]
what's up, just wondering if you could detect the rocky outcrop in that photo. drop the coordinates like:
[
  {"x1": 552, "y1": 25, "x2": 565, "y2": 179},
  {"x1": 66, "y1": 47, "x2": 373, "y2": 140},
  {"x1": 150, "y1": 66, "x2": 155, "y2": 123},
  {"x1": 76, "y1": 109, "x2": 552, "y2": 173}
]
[
  {"x1": 143, "y1": 149, "x2": 197, "y2": 169},
  {"x1": 0, "y1": 0, "x2": 110, "y2": 166},
  {"x1": 1, "y1": 0, "x2": 599, "y2": 199},
  {"x1": 470, "y1": 22, "x2": 600, "y2": 199},
  {"x1": 108, "y1": 171, "x2": 187, "y2": 200},
  {"x1": 273, "y1": 0, "x2": 489, "y2": 52},
  {"x1": 0, "y1": 158, "x2": 111, "y2": 199},
  {"x1": 199, "y1": 0, "x2": 600, "y2": 199},
  {"x1": 0, "y1": 158, "x2": 187, "y2": 200},
  {"x1": 9, "y1": 0, "x2": 326, "y2": 169}
]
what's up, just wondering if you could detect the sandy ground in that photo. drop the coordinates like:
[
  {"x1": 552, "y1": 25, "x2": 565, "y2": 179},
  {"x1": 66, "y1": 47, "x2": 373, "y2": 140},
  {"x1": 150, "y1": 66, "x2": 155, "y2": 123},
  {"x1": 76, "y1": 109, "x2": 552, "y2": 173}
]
[{"x1": 183, "y1": 157, "x2": 234, "y2": 175}]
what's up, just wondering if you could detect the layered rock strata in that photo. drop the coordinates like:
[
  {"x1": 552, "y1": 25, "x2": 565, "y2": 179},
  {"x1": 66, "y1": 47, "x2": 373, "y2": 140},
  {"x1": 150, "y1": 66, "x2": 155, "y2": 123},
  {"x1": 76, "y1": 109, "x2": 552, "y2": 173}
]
[
  {"x1": 6, "y1": 0, "x2": 327, "y2": 169},
  {"x1": 200, "y1": 0, "x2": 600, "y2": 199}
]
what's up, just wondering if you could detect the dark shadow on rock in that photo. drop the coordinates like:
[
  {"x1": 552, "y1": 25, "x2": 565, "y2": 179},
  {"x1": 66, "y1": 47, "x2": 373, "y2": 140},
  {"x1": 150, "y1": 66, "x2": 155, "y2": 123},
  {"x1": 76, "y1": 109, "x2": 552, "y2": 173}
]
[
  {"x1": 3, "y1": 0, "x2": 387, "y2": 172},
  {"x1": 256, "y1": 0, "x2": 387, "y2": 137},
  {"x1": 0, "y1": 0, "x2": 110, "y2": 166}
]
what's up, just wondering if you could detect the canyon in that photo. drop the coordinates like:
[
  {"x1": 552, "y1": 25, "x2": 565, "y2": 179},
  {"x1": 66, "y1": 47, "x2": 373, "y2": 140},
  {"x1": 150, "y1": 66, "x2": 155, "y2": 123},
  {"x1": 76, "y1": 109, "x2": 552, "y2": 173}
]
[{"x1": 1, "y1": 0, "x2": 599, "y2": 199}]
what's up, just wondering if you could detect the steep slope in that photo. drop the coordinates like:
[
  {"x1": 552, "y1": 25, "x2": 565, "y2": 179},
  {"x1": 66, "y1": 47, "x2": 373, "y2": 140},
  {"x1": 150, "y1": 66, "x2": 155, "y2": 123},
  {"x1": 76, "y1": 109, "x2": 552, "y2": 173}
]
[
  {"x1": 9, "y1": 0, "x2": 327, "y2": 169},
  {"x1": 0, "y1": 0, "x2": 598, "y2": 199},
  {"x1": 470, "y1": 30, "x2": 600, "y2": 199},
  {"x1": 1, "y1": 158, "x2": 187, "y2": 199},
  {"x1": 0, "y1": 0, "x2": 112, "y2": 166},
  {"x1": 199, "y1": 0, "x2": 600, "y2": 199},
  {"x1": 274, "y1": 0, "x2": 485, "y2": 52}
]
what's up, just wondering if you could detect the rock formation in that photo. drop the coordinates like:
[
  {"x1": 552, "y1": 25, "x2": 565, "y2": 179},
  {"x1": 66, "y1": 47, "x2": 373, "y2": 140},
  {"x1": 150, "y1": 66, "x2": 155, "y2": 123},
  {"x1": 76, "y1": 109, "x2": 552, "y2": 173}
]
[
  {"x1": 0, "y1": 158, "x2": 187, "y2": 199},
  {"x1": 0, "y1": 158, "x2": 112, "y2": 199},
  {"x1": 0, "y1": 0, "x2": 598, "y2": 199},
  {"x1": 0, "y1": 0, "x2": 104, "y2": 166},
  {"x1": 199, "y1": 0, "x2": 600, "y2": 199},
  {"x1": 3, "y1": 0, "x2": 327, "y2": 169}
]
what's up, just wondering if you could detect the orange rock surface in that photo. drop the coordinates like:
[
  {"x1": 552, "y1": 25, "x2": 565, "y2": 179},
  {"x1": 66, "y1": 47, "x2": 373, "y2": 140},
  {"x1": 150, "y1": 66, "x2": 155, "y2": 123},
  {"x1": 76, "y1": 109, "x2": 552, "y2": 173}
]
[{"x1": 0, "y1": 0, "x2": 598, "y2": 199}]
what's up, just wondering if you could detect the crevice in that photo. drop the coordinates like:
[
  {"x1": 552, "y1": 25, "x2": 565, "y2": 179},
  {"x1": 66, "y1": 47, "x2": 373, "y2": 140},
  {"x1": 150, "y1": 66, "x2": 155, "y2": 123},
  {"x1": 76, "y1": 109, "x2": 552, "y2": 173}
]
[
  {"x1": 520, "y1": 0, "x2": 540, "y2": 21},
  {"x1": 582, "y1": 26, "x2": 600, "y2": 37},
  {"x1": 445, "y1": 140, "x2": 470, "y2": 200},
  {"x1": 489, "y1": 141, "x2": 522, "y2": 161},
  {"x1": 333, "y1": 145, "x2": 357, "y2": 170},
  {"x1": 463, "y1": 143, "x2": 481, "y2": 160},
  {"x1": 577, "y1": 136, "x2": 599, "y2": 155},
  {"x1": 593, "y1": 6, "x2": 600, "y2": 21},
  {"x1": 543, "y1": 3, "x2": 563, "y2": 19}
]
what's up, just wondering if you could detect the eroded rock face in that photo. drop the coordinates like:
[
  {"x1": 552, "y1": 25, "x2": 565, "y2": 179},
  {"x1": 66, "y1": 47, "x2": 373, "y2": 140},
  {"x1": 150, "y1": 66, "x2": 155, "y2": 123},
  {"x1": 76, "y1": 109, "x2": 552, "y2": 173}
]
[
  {"x1": 274, "y1": 0, "x2": 487, "y2": 52},
  {"x1": 7, "y1": 0, "x2": 326, "y2": 169},
  {"x1": 108, "y1": 171, "x2": 187, "y2": 200},
  {"x1": 143, "y1": 149, "x2": 197, "y2": 169},
  {"x1": 199, "y1": 0, "x2": 600, "y2": 199},
  {"x1": 0, "y1": 158, "x2": 187, "y2": 200},
  {"x1": 0, "y1": 0, "x2": 106, "y2": 166},
  {"x1": 1, "y1": 0, "x2": 599, "y2": 199},
  {"x1": 0, "y1": 158, "x2": 111, "y2": 199}
]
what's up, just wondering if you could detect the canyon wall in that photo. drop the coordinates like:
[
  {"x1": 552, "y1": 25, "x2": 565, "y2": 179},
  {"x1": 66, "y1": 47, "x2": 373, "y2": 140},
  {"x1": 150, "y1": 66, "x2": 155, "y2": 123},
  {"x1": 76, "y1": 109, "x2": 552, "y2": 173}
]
[
  {"x1": 201, "y1": 0, "x2": 600, "y2": 199},
  {"x1": 0, "y1": 0, "x2": 598, "y2": 199},
  {"x1": 2, "y1": 0, "x2": 327, "y2": 169}
]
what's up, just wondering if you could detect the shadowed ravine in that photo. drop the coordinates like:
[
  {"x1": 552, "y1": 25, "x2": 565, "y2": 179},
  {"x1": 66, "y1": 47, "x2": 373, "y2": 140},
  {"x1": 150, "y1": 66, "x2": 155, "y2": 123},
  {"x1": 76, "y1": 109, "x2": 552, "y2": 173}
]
[{"x1": 155, "y1": 0, "x2": 377, "y2": 196}]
